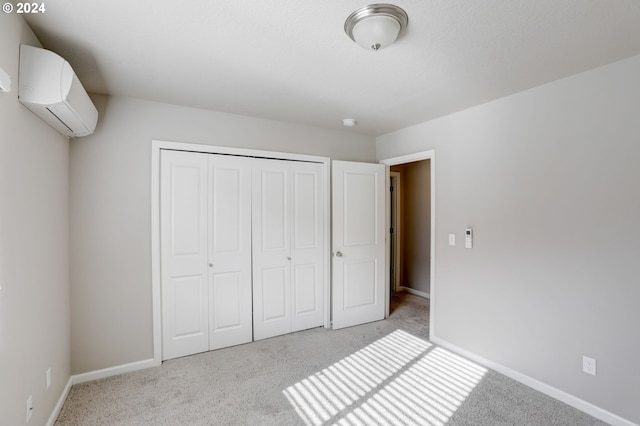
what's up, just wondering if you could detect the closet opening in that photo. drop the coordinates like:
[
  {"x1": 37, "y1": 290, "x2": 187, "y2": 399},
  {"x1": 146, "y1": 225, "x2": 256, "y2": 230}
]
[{"x1": 151, "y1": 141, "x2": 331, "y2": 364}]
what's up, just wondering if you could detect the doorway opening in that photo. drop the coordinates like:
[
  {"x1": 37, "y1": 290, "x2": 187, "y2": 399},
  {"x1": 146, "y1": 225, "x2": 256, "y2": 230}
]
[{"x1": 381, "y1": 151, "x2": 435, "y2": 339}]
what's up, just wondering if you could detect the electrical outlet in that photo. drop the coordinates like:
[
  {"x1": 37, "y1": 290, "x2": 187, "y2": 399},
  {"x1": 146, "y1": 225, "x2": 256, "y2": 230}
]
[
  {"x1": 583, "y1": 356, "x2": 597, "y2": 376},
  {"x1": 46, "y1": 367, "x2": 52, "y2": 390},
  {"x1": 26, "y1": 395, "x2": 33, "y2": 423}
]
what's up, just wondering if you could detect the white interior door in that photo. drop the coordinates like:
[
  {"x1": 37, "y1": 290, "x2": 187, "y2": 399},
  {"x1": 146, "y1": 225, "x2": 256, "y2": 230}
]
[
  {"x1": 332, "y1": 160, "x2": 386, "y2": 329},
  {"x1": 252, "y1": 159, "x2": 292, "y2": 340},
  {"x1": 161, "y1": 150, "x2": 209, "y2": 359},
  {"x1": 208, "y1": 155, "x2": 253, "y2": 350},
  {"x1": 290, "y1": 161, "x2": 324, "y2": 332}
]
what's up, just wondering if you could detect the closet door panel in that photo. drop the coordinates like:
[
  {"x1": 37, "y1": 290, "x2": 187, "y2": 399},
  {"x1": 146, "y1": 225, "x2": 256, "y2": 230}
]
[
  {"x1": 160, "y1": 150, "x2": 209, "y2": 360},
  {"x1": 208, "y1": 155, "x2": 253, "y2": 350},
  {"x1": 252, "y1": 159, "x2": 292, "y2": 340},
  {"x1": 261, "y1": 267, "x2": 288, "y2": 320},
  {"x1": 291, "y1": 162, "x2": 324, "y2": 331},
  {"x1": 261, "y1": 170, "x2": 288, "y2": 251},
  {"x1": 293, "y1": 264, "x2": 318, "y2": 313}
]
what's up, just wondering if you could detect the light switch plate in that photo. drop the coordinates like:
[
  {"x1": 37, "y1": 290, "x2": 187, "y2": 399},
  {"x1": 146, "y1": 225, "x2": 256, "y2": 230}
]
[{"x1": 448, "y1": 234, "x2": 456, "y2": 246}]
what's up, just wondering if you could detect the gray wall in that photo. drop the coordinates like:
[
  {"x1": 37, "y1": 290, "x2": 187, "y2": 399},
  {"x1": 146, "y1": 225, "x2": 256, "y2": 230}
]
[
  {"x1": 390, "y1": 161, "x2": 431, "y2": 295},
  {"x1": 0, "y1": 14, "x2": 71, "y2": 426},
  {"x1": 377, "y1": 54, "x2": 640, "y2": 423},
  {"x1": 70, "y1": 94, "x2": 376, "y2": 374}
]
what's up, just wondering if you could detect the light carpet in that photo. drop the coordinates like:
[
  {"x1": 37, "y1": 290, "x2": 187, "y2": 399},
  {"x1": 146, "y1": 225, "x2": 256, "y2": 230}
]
[{"x1": 55, "y1": 293, "x2": 605, "y2": 425}]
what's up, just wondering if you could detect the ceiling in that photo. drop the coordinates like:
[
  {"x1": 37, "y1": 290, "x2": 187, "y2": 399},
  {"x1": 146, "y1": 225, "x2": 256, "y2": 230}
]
[{"x1": 23, "y1": 0, "x2": 640, "y2": 136}]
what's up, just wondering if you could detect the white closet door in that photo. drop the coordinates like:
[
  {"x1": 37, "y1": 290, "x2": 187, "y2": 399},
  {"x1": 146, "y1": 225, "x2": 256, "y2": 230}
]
[
  {"x1": 208, "y1": 155, "x2": 253, "y2": 350},
  {"x1": 161, "y1": 150, "x2": 209, "y2": 360},
  {"x1": 290, "y1": 162, "x2": 324, "y2": 332},
  {"x1": 332, "y1": 160, "x2": 386, "y2": 329},
  {"x1": 252, "y1": 159, "x2": 291, "y2": 340}
]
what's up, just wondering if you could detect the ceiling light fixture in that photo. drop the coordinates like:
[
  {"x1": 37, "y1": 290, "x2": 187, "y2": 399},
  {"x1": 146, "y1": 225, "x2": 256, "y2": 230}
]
[
  {"x1": 342, "y1": 118, "x2": 357, "y2": 127},
  {"x1": 344, "y1": 4, "x2": 408, "y2": 52}
]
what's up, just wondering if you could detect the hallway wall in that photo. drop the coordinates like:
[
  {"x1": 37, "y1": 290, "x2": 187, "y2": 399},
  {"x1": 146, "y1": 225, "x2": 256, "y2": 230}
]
[{"x1": 390, "y1": 160, "x2": 431, "y2": 295}]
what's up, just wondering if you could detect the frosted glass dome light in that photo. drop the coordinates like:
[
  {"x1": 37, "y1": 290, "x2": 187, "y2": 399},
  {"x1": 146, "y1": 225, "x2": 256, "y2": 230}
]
[{"x1": 344, "y1": 4, "x2": 408, "y2": 52}]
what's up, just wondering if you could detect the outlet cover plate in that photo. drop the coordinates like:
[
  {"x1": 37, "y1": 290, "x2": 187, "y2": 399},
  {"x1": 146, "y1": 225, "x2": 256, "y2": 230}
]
[
  {"x1": 583, "y1": 356, "x2": 597, "y2": 376},
  {"x1": 26, "y1": 395, "x2": 33, "y2": 422}
]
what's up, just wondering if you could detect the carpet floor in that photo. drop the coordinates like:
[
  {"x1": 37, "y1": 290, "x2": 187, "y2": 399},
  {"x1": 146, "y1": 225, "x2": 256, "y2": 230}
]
[{"x1": 55, "y1": 293, "x2": 606, "y2": 425}]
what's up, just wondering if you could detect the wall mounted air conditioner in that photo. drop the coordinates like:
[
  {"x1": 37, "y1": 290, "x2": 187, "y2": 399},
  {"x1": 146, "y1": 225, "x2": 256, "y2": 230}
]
[{"x1": 18, "y1": 45, "x2": 98, "y2": 138}]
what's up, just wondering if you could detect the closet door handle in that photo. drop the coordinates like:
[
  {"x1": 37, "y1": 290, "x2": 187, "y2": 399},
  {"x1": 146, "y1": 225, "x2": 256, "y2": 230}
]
[
  {"x1": 287, "y1": 256, "x2": 291, "y2": 261},
  {"x1": 208, "y1": 263, "x2": 214, "y2": 267},
  {"x1": 335, "y1": 251, "x2": 343, "y2": 257}
]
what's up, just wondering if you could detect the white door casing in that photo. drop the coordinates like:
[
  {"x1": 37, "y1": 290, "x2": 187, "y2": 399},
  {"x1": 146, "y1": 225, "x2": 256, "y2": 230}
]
[
  {"x1": 207, "y1": 155, "x2": 253, "y2": 350},
  {"x1": 332, "y1": 160, "x2": 386, "y2": 329},
  {"x1": 160, "y1": 150, "x2": 209, "y2": 359}
]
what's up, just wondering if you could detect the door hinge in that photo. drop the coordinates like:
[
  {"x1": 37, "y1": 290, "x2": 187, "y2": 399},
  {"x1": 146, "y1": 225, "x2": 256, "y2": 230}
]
[
  {"x1": 390, "y1": 227, "x2": 394, "y2": 234},
  {"x1": 390, "y1": 185, "x2": 394, "y2": 192}
]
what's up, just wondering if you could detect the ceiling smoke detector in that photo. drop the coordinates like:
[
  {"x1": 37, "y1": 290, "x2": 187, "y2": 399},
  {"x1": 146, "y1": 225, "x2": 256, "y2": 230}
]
[
  {"x1": 342, "y1": 118, "x2": 357, "y2": 127},
  {"x1": 344, "y1": 4, "x2": 408, "y2": 51}
]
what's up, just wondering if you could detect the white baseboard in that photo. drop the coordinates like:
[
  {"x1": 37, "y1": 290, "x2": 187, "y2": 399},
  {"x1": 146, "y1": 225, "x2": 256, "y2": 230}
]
[
  {"x1": 430, "y1": 336, "x2": 637, "y2": 426},
  {"x1": 48, "y1": 358, "x2": 159, "y2": 424},
  {"x1": 397, "y1": 285, "x2": 430, "y2": 299},
  {"x1": 46, "y1": 376, "x2": 73, "y2": 426},
  {"x1": 72, "y1": 358, "x2": 158, "y2": 384}
]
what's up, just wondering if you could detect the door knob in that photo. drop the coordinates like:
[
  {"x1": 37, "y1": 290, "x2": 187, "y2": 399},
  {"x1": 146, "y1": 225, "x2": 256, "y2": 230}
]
[
  {"x1": 335, "y1": 251, "x2": 343, "y2": 257},
  {"x1": 208, "y1": 263, "x2": 214, "y2": 267},
  {"x1": 287, "y1": 256, "x2": 291, "y2": 260}
]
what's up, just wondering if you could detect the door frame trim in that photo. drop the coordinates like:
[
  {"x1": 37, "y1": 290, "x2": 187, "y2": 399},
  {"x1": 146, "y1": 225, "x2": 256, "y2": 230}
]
[
  {"x1": 379, "y1": 150, "x2": 435, "y2": 337},
  {"x1": 151, "y1": 140, "x2": 331, "y2": 365}
]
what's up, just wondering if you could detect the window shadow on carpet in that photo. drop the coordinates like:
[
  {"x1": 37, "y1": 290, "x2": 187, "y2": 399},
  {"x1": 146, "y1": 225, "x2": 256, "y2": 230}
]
[{"x1": 283, "y1": 329, "x2": 486, "y2": 425}]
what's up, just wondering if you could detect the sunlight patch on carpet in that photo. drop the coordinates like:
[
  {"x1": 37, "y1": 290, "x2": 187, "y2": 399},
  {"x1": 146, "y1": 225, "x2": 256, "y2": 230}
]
[{"x1": 283, "y1": 330, "x2": 487, "y2": 425}]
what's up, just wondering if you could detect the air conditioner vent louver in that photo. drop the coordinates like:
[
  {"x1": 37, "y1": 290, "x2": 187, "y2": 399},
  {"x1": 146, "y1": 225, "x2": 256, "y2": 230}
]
[{"x1": 46, "y1": 107, "x2": 75, "y2": 133}]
